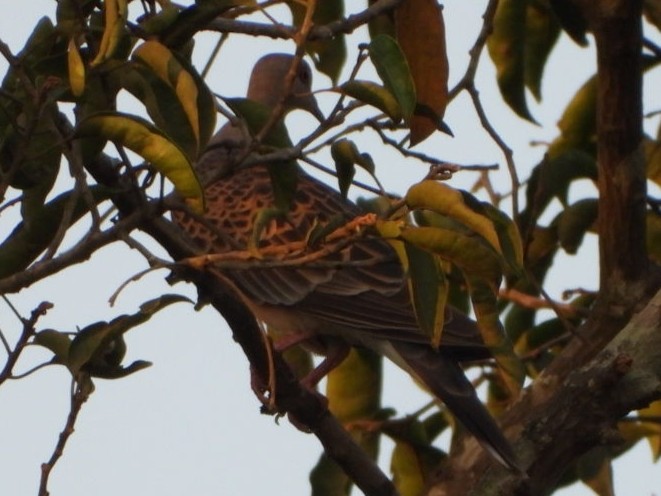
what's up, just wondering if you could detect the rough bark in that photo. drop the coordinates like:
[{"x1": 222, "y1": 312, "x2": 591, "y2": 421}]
[{"x1": 429, "y1": 289, "x2": 661, "y2": 495}]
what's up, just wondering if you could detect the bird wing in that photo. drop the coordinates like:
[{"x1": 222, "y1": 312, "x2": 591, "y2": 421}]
[{"x1": 177, "y1": 162, "x2": 488, "y2": 358}]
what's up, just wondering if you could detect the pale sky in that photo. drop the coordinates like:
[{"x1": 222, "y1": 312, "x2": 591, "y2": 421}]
[{"x1": 1, "y1": 2, "x2": 660, "y2": 495}]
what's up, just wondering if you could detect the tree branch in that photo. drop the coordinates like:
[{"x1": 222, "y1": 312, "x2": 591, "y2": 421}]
[
  {"x1": 430, "y1": 289, "x2": 661, "y2": 495},
  {"x1": 39, "y1": 383, "x2": 91, "y2": 496},
  {"x1": 0, "y1": 301, "x2": 52, "y2": 385},
  {"x1": 204, "y1": 0, "x2": 405, "y2": 41}
]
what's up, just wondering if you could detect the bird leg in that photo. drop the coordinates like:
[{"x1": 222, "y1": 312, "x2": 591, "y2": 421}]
[
  {"x1": 272, "y1": 332, "x2": 351, "y2": 388},
  {"x1": 300, "y1": 340, "x2": 350, "y2": 389}
]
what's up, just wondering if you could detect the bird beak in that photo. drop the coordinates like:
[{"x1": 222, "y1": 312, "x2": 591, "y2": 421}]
[{"x1": 297, "y1": 93, "x2": 324, "y2": 122}]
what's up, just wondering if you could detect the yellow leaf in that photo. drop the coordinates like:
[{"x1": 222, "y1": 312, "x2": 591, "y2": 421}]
[
  {"x1": 640, "y1": 399, "x2": 661, "y2": 460},
  {"x1": 339, "y1": 80, "x2": 402, "y2": 123},
  {"x1": 644, "y1": 135, "x2": 661, "y2": 188},
  {"x1": 406, "y1": 181, "x2": 502, "y2": 254},
  {"x1": 67, "y1": 38, "x2": 85, "y2": 97},
  {"x1": 91, "y1": 0, "x2": 128, "y2": 66},
  {"x1": 401, "y1": 226, "x2": 503, "y2": 285},
  {"x1": 76, "y1": 112, "x2": 204, "y2": 213},
  {"x1": 577, "y1": 448, "x2": 614, "y2": 496},
  {"x1": 313, "y1": 348, "x2": 381, "y2": 495},
  {"x1": 468, "y1": 277, "x2": 524, "y2": 397},
  {"x1": 133, "y1": 41, "x2": 201, "y2": 149},
  {"x1": 391, "y1": 442, "x2": 425, "y2": 496}
]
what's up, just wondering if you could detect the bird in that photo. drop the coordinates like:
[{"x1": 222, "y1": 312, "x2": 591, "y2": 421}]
[{"x1": 173, "y1": 53, "x2": 519, "y2": 470}]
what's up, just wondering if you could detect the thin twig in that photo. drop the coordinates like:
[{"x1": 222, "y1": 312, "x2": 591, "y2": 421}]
[
  {"x1": 201, "y1": 33, "x2": 227, "y2": 79},
  {"x1": 52, "y1": 113, "x2": 103, "y2": 230},
  {"x1": 0, "y1": 208, "x2": 153, "y2": 295},
  {"x1": 446, "y1": 0, "x2": 521, "y2": 221},
  {"x1": 108, "y1": 264, "x2": 170, "y2": 307},
  {"x1": 10, "y1": 360, "x2": 53, "y2": 379},
  {"x1": 0, "y1": 194, "x2": 21, "y2": 216},
  {"x1": 527, "y1": 274, "x2": 583, "y2": 338},
  {"x1": 205, "y1": 0, "x2": 406, "y2": 41},
  {"x1": 0, "y1": 327, "x2": 11, "y2": 354},
  {"x1": 499, "y1": 288, "x2": 580, "y2": 318},
  {"x1": 520, "y1": 332, "x2": 572, "y2": 361},
  {"x1": 38, "y1": 382, "x2": 91, "y2": 496},
  {"x1": 0, "y1": 301, "x2": 53, "y2": 386},
  {"x1": 466, "y1": 85, "x2": 520, "y2": 220}
]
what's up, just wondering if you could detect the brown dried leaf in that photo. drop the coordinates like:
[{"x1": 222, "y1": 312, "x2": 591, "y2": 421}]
[{"x1": 395, "y1": 0, "x2": 449, "y2": 145}]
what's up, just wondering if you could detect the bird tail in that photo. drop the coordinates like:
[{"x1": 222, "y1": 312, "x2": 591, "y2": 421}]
[{"x1": 387, "y1": 340, "x2": 521, "y2": 471}]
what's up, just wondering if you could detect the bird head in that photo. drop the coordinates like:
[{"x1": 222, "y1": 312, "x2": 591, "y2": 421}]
[{"x1": 247, "y1": 54, "x2": 324, "y2": 122}]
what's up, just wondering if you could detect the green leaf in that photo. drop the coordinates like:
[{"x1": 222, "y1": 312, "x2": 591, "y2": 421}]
[
  {"x1": 479, "y1": 202, "x2": 525, "y2": 277},
  {"x1": 138, "y1": 4, "x2": 185, "y2": 36},
  {"x1": 525, "y1": 0, "x2": 561, "y2": 100},
  {"x1": 0, "y1": 109, "x2": 62, "y2": 223},
  {"x1": 3, "y1": 17, "x2": 68, "y2": 90},
  {"x1": 414, "y1": 211, "x2": 474, "y2": 313},
  {"x1": 131, "y1": 40, "x2": 216, "y2": 159},
  {"x1": 225, "y1": 98, "x2": 298, "y2": 210},
  {"x1": 0, "y1": 186, "x2": 110, "y2": 279},
  {"x1": 552, "y1": 75, "x2": 597, "y2": 155},
  {"x1": 0, "y1": 19, "x2": 65, "y2": 218},
  {"x1": 367, "y1": 0, "x2": 395, "y2": 39},
  {"x1": 122, "y1": 63, "x2": 198, "y2": 159},
  {"x1": 326, "y1": 347, "x2": 382, "y2": 423},
  {"x1": 405, "y1": 243, "x2": 448, "y2": 348},
  {"x1": 368, "y1": 35, "x2": 416, "y2": 122},
  {"x1": 75, "y1": 112, "x2": 204, "y2": 213},
  {"x1": 224, "y1": 98, "x2": 292, "y2": 149},
  {"x1": 330, "y1": 140, "x2": 356, "y2": 199},
  {"x1": 514, "y1": 317, "x2": 565, "y2": 357},
  {"x1": 56, "y1": 0, "x2": 96, "y2": 36},
  {"x1": 67, "y1": 294, "x2": 190, "y2": 377},
  {"x1": 90, "y1": 359, "x2": 153, "y2": 379},
  {"x1": 312, "y1": 348, "x2": 382, "y2": 496},
  {"x1": 577, "y1": 448, "x2": 615, "y2": 496},
  {"x1": 556, "y1": 198, "x2": 598, "y2": 254},
  {"x1": 339, "y1": 80, "x2": 402, "y2": 122},
  {"x1": 521, "y1": 149, "x2": 596, "y2": 231},
  {"x1": 34, "y1": 329, "x2": 72, "y2": 364},
  {"x1": 330, "y1": 139, "x2": 375, "y2": 198},
  {"x1": 249, "y1": 207, "x2": 286, "y2": 253},
  {"x1": 310, "y1": 454, "x2": 352, "y2": 496},
  {"x1": 549, "y1": 0, "x2": 588, "y2": 46},
  {"x1": 68, "y1": 321, "x2": 126, "y2": 375},
  {"x1": 406, "y1": 181, "x2": 503, "y2": 256},
  {"x1": 158, "y1": 0, "x2": 252, "y2": 48},
  {"x1": 288, "y1": 0, "x2": 346, "y2": 83},
  {"x1": 487, "y1": 0, "x2": 535, "y2": 121}
]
